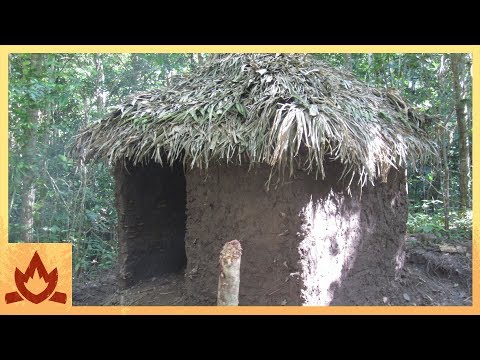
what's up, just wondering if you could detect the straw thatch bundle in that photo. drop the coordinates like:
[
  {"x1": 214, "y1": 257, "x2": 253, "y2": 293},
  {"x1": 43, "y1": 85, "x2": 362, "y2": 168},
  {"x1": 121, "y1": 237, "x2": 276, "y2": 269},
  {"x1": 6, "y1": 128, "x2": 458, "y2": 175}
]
[{"x1": 71, "y1": 53, "x2": 435, "y2": 189}]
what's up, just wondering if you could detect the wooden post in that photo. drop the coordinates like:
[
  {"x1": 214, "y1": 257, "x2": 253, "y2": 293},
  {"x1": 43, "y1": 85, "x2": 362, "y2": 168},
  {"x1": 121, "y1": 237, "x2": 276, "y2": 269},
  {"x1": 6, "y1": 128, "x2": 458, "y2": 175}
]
[{"x1": 217, "y1": 240, "x2": 242, "y2": 306}]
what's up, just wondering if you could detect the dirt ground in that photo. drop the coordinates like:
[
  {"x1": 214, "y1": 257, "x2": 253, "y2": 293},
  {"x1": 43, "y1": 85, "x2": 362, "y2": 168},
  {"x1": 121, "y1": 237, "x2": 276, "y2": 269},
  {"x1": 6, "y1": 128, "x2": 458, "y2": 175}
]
[{"x1": 72, "y1": 236, "x2": 472, "y2": 306}]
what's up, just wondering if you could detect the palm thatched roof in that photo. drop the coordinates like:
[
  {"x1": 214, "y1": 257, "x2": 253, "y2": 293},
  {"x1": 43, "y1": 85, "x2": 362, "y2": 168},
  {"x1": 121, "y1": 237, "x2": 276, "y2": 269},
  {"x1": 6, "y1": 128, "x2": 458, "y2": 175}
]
[{"x1": 71, "y1": 53, "x2": 435, "y2": 188}]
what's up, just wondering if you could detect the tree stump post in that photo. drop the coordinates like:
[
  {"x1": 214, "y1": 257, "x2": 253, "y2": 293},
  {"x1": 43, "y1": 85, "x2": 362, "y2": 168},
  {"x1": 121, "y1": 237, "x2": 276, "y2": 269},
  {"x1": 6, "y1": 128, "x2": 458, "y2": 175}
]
[{"x1": 217, "y1": 240, "x2": 242, "y2": 306}]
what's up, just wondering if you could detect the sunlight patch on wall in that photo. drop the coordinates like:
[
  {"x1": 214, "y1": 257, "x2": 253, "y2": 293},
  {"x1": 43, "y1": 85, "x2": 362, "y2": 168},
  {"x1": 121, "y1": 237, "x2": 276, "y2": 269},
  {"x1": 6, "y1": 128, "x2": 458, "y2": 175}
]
[{"x1": 298, "y1": 191, "x2": 361, "y2": 305}]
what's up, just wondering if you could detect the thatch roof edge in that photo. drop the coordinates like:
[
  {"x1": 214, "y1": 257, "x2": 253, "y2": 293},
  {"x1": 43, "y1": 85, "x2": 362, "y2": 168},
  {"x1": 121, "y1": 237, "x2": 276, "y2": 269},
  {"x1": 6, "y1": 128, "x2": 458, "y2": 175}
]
[{"x1": 70, "y1": 54, "x2": 437, "y2": 189}]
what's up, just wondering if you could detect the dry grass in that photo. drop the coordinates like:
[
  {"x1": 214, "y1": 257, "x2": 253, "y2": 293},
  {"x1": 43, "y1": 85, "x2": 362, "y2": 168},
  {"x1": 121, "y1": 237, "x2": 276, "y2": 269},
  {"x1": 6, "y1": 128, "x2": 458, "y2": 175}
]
[{"x1": 71, "y1": 54, "x2": 436, "y2": 189}]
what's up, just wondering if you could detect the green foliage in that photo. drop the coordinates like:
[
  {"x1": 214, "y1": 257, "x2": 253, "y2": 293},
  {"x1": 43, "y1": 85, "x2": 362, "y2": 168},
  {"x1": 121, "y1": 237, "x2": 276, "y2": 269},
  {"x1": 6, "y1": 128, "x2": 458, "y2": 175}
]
[
  {"x1": 407, "y1": 212, "x2": 445, "y2": 238},
  {"x1": 408, "y1": 209, "x2": 472, "y2": 241}
]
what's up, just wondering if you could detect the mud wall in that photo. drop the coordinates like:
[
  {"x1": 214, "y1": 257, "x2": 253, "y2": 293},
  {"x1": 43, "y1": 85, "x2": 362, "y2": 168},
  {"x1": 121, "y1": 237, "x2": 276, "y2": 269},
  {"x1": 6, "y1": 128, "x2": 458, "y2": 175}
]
[
  {"x1": 329, "y1": 168, "x2": 407, "y2": 305},
  {"x1": 184, "y1": 162, "x2": 406, "y2": 305}
]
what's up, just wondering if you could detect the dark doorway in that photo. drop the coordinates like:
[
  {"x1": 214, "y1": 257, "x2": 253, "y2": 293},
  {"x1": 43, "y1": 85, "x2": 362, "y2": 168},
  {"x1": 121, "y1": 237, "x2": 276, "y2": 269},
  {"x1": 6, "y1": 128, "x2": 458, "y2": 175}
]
[{"x1": 115, "y1": 160, "x2": 187, "y2": 286}]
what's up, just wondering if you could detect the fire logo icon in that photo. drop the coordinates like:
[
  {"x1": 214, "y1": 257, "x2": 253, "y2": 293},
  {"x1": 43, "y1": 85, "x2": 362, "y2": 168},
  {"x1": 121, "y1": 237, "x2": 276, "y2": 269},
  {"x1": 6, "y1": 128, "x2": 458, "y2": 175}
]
[{"x1": 5, "y1": 251, "x2": 67, "y2": 304}]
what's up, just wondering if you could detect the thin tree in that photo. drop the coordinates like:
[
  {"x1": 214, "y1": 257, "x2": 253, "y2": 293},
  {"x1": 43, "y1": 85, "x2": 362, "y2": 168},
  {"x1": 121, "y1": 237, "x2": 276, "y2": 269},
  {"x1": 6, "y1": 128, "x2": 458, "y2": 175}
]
[
  {"x1": 344, "y1": 53, "x2": 353, "y2": 71},
  {"x1": 19, "y1": 54, "x2": 43, "y2": 242},
  {"x1": 449, "y1": 53, "x2": 471, "y2": 212},
  {"x1": 94, "y1": 53, "x2": 106, "y2": 114}
]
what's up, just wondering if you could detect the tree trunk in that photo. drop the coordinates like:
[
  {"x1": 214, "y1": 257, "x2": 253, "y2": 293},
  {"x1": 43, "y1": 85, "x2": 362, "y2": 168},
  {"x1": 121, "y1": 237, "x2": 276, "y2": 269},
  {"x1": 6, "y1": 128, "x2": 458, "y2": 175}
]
[
  {"x1": 450, "y1": 53, "x2": 471, "y2": 212},
  {"x1": 131, "y1": 54, "x2": 142, "y2": 90},
  {"x1": 441, "y1": 130, "x2": 450, "y2": 232},
  {"x1": 19, "y1": 54, "x2": 42, "y2": 242},
  {"x1": 344, "y1": 53, "x2": 353, "y2": 71},
  {"x1": 217, "y1": 240, "x2": 242, "y2": 306},
  {"x1": 94, "y1": 53, "x2": 106, "y2": 114}
]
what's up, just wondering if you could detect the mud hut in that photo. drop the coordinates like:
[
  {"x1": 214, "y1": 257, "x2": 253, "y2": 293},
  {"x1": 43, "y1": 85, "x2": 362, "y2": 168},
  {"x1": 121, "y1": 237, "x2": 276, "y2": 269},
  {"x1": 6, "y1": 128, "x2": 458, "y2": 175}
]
[{"x1": 72, "y1": 54, "x2": 435, "y2": 305}]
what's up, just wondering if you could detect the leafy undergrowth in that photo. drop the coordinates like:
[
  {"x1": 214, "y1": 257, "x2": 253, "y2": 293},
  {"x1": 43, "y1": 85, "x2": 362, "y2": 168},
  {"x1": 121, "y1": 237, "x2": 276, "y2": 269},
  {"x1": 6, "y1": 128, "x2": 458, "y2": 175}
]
[{"x1": 407, "y1": 209, "x2": 472, "y2": 241}]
